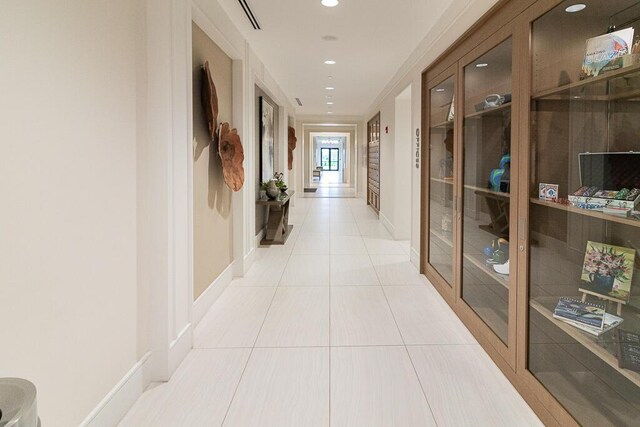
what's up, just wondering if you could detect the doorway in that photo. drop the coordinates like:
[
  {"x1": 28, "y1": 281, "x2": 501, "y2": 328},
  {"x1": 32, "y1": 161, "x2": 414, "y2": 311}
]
[
  {"x1": 303, "y1": 126, "x2": 357, "y2": 198},
  {"x1": 321, "y1": 148, "x2": 340, "y2": 171},
  {"x1": 309, "y1": 132, "x2": 350, "y2": 187}
]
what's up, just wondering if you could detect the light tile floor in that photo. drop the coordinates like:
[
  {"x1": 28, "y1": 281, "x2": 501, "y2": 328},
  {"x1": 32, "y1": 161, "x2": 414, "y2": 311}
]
[{"x1": 119, "y1": 196, "x2": 542, "y2": 427}]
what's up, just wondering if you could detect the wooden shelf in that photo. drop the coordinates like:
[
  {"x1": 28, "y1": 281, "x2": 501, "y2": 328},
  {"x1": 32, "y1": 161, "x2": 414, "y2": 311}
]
[
  {"x1": 530, "y1": 299, "x2": 640, "y2": 388},
  {"x1": 464, "y1": 102, "x2": 511, "y2": 120},
  {"x1": 463, "y1": 252, "x2": 509, "y2": 289},
  {"x1": 465, "y1": 184, "x2": 510, "y2": 199},
  {"x1": 530, "y1": 198, "x2": 640, "y2": 228},
  {"x1": 430, "y1": 120, "x2": 453, "y2": 130},
  {"x1": 533, "y1": 63, "x2": 640, "y2": 101},
  {"x1": 430, "y1": 229, "x2": 453, "y2": 248},
  {"x1": 430, "y1": 177, "x2": 454, "y2": 185}
]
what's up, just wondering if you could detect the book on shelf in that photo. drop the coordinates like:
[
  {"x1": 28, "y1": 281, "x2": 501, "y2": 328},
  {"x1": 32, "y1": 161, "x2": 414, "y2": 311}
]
[
  {"x1": 558, "y1": 311, "x2": 624, "y2": 336},
  {"x1": 616, "y1": 329, "x2": 640, "y2": 373},
  {"x1": 553, "y1": 297, "x2": 605, "y2": 330}
]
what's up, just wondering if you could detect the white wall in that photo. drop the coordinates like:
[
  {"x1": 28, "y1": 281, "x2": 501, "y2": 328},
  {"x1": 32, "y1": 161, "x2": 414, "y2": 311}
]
[
  {"x1": 364, "y1": 0, "x2": 499, "y2": 265},
  {"x1": 0, "y1": 1, "x2": 139, "y2": 425},
  {"x1": 379, "y1": 105, "x2": 395, "y2": 232},
  {"x1": 1, "y1": 0, "x2": 296, "y2": 425},
  {"x1": 394, "y1": 86, "x2": 413, "y2": 239}
]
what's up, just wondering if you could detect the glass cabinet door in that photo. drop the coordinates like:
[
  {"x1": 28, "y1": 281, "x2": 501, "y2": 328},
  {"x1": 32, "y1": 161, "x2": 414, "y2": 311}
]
[
  {"x1": 428, "y1": 76, "x2": 456, "y2": 286},
  {"x1": 528, "y1": 1, "x2": 640, "y2": 425},
  {"x1": 461, "y1": 38, "x2": 513, "y2": 344}
]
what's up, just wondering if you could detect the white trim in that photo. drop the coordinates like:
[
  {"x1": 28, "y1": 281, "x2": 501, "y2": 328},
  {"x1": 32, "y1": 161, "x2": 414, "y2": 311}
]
[
  {"x1": 379, "y1": 211, "x2": 395, "y2": 238},
  {"x1": 193, "y1": 261, "x2": 235, "y2": 326},
  {"x1": 80, "y1": 352, "x2": 152, "y2": 427},
  {"x1": 190, "y1": 1, "x2": 243, "y2": 60},
  {"x1": 410, "y1": 247, "x2": 420, "y2": 270},
  {"x1": 169, "y1": 323, "x2": 192, "y2": 374},
  {"x1": 255, "y1": 228, "x2": 265, "y2": 248},
  {"x1": 242, "y1": 246, "x2": 257, "y2": 274}
]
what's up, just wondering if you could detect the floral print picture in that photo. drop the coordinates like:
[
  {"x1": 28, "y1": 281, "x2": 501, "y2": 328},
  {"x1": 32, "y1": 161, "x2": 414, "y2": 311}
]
[{"x1": 580, "y1": 241, "x2": 636, "y2": 303}]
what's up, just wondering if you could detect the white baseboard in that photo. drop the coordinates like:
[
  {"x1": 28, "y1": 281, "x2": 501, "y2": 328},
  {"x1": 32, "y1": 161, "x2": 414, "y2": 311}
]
[
  {"x1": 255, "y1": 229, "x2": 265, "y2": 248},
  {"x1": 241, "y1": 247, "x2": 256, "y2": 275},
  {"x1": 81, "y1": 352, "x2": 151, "y2": 427},
  {"x1": 379, "y1": 211, "x2": 395, "y2": 237},
  {"x1": 169, "y1": 323, "x2": 192, "y2": 375},
  {"x1": 410, "y1": 247, "x2": 420, "y2": 269},
  {"x1": 193, "y1": 261, "x2": 235, "y2": 326}
]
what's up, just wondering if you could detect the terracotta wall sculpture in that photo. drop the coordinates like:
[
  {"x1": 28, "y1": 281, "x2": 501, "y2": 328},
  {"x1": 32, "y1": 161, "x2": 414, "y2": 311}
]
[
  {"x1": 201, "y1": 61, "x2": 219, "y2": 142},
  {"x1": 218, "y1": 122, "x2": 245, "y2": 191},
  {"x1": 288, "y1": 126, "x2": 297, "y2": 171}
]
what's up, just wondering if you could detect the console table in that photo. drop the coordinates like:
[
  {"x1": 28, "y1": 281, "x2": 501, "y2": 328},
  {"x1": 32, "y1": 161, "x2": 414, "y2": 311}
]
[{"x1": 256, "y1": 191, "x2": 294, "y2": 245}]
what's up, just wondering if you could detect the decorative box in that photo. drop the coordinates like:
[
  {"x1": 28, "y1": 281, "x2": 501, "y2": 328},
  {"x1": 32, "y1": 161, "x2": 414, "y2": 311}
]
[{"x1": 568, "y1": 152, "x2": 640, "y2": 211}]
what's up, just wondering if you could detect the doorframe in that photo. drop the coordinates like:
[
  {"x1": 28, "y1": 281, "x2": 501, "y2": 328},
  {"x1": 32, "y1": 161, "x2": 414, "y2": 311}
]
[
  {"x1": 320, "y1": 147, "x2": 340, "y2": 171},
  {"x1": 308, "y1": 131, "x2": 351, "y2": 186}
]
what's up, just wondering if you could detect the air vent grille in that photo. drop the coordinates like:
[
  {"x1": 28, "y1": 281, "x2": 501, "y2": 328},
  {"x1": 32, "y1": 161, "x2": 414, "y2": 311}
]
[{"x1": 238, "y1": 0, "x2": 261, "y2": 30}]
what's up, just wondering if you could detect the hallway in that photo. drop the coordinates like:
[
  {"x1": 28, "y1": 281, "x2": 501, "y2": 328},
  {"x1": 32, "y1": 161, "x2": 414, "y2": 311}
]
[{"x1": 120, "y1": 197, "x2": 541, "y2": 426}]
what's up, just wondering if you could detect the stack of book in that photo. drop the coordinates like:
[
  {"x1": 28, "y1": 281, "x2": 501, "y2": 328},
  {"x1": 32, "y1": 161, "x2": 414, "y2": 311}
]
[{"x1": 553, "y1": 297, "x2": 623, "y2": 336}]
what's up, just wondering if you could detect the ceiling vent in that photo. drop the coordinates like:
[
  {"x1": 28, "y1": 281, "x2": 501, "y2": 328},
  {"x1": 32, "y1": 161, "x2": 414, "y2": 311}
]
[
  {"x1": 295, "y1": 98, "x2": 303, "y2": 106},
  {"x1": 238, "y1": 0, "x2": 261, "y2": 30}
]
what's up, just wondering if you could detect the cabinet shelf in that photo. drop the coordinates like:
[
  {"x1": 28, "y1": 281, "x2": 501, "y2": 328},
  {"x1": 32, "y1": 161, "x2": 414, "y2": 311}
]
[
  {"x1": 530, "y1": 298, "x2": 640, "y2": 388},
  {"x1": 529, "y1": 198, "x2": 640, "y2": 228},
  {"x1": 430, "y1": 120, "x2": 453, "y2": 130},
  {"x1": 533, "y1": 63, "x2": 640, "y2": 101},
  {"x1": 463, "y1": 251, "x2": 509, "y2": 289},
  {"x1": 465, "y1": 184, "x2": 510, "y2": 199},
  {"x1": 464, "y1": 102, "x2": 511, "y2": 120},
  {"x1": 430, "y1": 228, "x2": 453, "y2": 248},
  {"x1": 430, "y1": 177, "x2": 454, "y2": 185}
]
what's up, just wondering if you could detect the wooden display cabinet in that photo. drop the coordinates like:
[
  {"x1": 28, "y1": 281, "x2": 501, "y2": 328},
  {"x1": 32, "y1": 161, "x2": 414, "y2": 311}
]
[
  {"x1": 367, "y1": 113, "x2": 381, "y2": 214},
  {"x1": 425, "y1": 68, "x2": 457, "y2": 295},
  {"x1": 422, "y1": 0, "x2": 640, "y2": 425}
]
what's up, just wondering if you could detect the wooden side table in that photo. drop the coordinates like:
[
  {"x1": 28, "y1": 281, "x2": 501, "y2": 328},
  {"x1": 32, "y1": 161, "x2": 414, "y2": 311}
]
[{"x1": 256, "y1": 191, "x2": 295, "y2": 245}]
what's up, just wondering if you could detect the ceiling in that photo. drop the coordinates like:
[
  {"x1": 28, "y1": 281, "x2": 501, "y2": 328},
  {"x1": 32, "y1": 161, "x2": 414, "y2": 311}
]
[{"x1": 219, "y1": 0, "x2": 454, "y2": 117}]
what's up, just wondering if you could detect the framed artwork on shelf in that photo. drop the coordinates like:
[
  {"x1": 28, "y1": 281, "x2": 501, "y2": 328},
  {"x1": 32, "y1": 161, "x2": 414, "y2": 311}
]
[
  {"x1": 260, "y1": 96, "x2": 275, "y2": 183},
  {"x1": 579, "y1": 241, "x2": 636, "y2": 303},
  {"x1": 581, "y1": 27, "x2": 634, "y2": 79}
]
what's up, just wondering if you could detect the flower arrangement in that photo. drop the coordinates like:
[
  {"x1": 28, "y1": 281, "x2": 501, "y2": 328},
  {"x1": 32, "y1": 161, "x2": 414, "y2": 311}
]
[
  {"x1": 260, "y1": 172, "x2": 287, "y2": 191},
  {"x1": 583, "y1": 244, "x2": 630, "y2": 281}
]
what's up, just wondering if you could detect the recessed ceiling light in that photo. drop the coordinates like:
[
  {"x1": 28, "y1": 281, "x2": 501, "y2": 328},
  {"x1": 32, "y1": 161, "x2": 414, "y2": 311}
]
[
  {"x1": 328, "y1": 76, "x2": 333, "y2": 79},
  {"x1": 327, "y1": 111, "x2": 334, "y2": 114},
  {"x1": 435, "y1": 88, "x2": 445, "y2": 92},
  {"x1": 565, "y1": 4, "x2": 586, "y2": 13},
  {"x1": 325, "y1": 87, "x2": 335, "y2": 90},
  {"x1": 321, "y1": 0, "x2": 339, "y2": 7},
  {"x1": 327, "y1": 102, "x2": 334, "y2": 105},
  {"x1": 476, "y1": 63, "x2": 488, "y2": 68},
  {"x1": 322, "y1": 35, "x2": 338, "y2": 41},
  {"x1": 324, "y1": 60, "x2": 336, "y2": 65},
  {"x1": 326, "y1": 96, "x2": 333, "y2": 99}
]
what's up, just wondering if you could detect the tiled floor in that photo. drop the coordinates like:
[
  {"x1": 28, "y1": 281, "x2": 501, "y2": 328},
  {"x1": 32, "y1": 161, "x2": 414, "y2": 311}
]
[{"x1": 119, "y1": 196, "x2": 542, "y2": 427}]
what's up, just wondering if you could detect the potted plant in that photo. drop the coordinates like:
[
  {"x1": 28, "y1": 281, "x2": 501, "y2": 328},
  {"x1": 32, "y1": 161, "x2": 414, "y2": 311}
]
[
  {"x1": 273, "y1": 172, "x2": 288, "y2": 193},
  {"x1": 260, "y1": 180, "x2": 278, "y2": 199}
]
